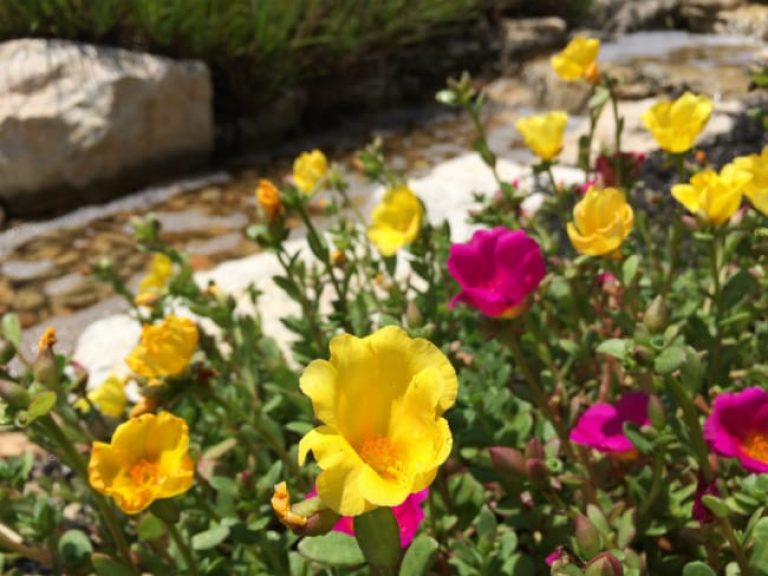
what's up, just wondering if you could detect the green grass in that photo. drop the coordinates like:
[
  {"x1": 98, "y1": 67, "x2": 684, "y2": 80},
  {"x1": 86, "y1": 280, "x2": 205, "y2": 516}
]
[{"x1": 0, "y1": 0, "x2": 511, "y2": 110}]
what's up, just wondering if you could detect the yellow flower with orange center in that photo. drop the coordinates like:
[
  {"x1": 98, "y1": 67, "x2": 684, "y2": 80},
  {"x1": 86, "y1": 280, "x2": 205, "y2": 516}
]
[
  {"x1": 298, "y1": 326, "x2": 457, "y2": 516},
  {"x1": 734, "y1": 146, "x2": 768, "y2": 216},
  {"x1": 551, "y1": 36, "x2": 600, "y2": 82},
  {"x1": 567, "y1": 187, "x2": 634, "y2": 256},
  {"x1": 641, "y1": 92, "x2": 713, "y2": 154},
  {"x1": 293, "y1": 149, "x2": 328, "y2": 195},
  {"x1": 256, "y1": 179, "x2": 282, "y2": 224},
  {"x1": 125, "y1": 315, "x2": 198, "y2": 380},
  {"x1": 671, "y1": 163, "x2": 750, "y2": 225},
  {"x1": 88, "y1": 412, "x2": 194, "y2": 514},
  {"x1": 367, "y1": 186, "x2": 424, "y2": 256},
  {"x1": 515, "y1": 111, "x2": 568, "y2": 161}
]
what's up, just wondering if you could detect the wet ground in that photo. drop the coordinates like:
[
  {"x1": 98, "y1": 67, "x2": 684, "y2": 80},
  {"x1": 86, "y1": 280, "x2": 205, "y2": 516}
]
[{"x1": 0, "y1": 31, "x2": 766, "y2": 344}]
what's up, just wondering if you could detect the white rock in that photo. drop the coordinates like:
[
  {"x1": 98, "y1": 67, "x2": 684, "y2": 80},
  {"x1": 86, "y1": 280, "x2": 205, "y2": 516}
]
[{"x1": 0, "y1": 39, "x2": 213, "y2": 217}]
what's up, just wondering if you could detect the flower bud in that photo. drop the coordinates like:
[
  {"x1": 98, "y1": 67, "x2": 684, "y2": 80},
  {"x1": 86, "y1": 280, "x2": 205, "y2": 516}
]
[
  {"x1": 0, "y1": 379, "x2": 30, "y2": 408},
  {"x1": 574, "y1": 514, "x2": 602, "y2": 560},
  {"x1": 525, "y1": 458, "x2": 549, "y2": 485},
  {"x1": 643, "y1": 295, "x2": 669, "y2": 333},
  {"x1": 585, "y1": 553, "x2": 624, "y2": 576},
  {"x1": 647, "y1": 394, "x2": 666, "y2": 429},
  {"x1": 525, "y1": 438, "x2": 545, "y2": 460},
  {"x1": 0, "y1": 339, "x2": 15, "y2": 365},
  {"x1": 296, "y1": 508, "x2": 341, "y2": 537},
  {"x1": 405, "y1": 301, "x2": 423, "y2": 328},
  {"x1": 33, "y1": 328, "x2": 59, "y2": 388},
  {"x1": 67, "y1": 361, "x2": 89, "y2": 393},
  {"x1": 489, "y1": 446, "x2": 526, "y2": 480}
]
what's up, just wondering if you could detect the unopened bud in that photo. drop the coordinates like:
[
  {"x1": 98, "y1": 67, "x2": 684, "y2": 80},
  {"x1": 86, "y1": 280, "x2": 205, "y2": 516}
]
[
  {"x1": 405, "y1": 301, "x2": 423, "y2": 328},
  {"x1": 525, "y1": 458, "x2": 549, "y2": 485},
  {"x1": 585, "y1": 553, "x2": 623, "y2": 576},
  {"x1": 33, "y1": 328, "x2": 59, "y2": 387},
  {"x1": 0, "y1": 379, "x2": 30, "y2": 408},
  {"x1": 67, "y1": 361, "x2": 89, "y2": 393},
  {"x1": 0, "y1": 340, "x2": 15, "y2": 365},
  {"x1": 525, "y1": 438, "x2": 545, "y2": 460},
  {"x1": 643, "y1": 295, "x2": 669, "y2": 333},
  {"x1": 489, "y1": 446, "x2": 526, "y2": 480},
  {"x1": 331, "y1": 250, "x2": 347, "y2": 268},
  {"x1": 574, "y1": 514, "x2": 602, "y2": 560},
  {"x1": 296, "y1": 508, "x2": 341, "y2": 537},
  {"x1": 647, "y1": 394, "x2": 666, "y2": 429}
]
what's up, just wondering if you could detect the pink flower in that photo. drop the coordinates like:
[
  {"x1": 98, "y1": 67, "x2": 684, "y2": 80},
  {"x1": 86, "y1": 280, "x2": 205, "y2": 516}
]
[
  {"x1": 447, "y1": 228, "x2": 546, "y2": 318},
  {"x1": 306, "y1": 487, "x2": 428, "y2": 547},
  {"x1": 704, "y1": 387, "x2": 768, "y2": 473},
  {"x1": 546, "y1": 549, "x2": 565, "y2": 566},
  {"x1": 578, "y1": 178, "x2": 598, "y2": 194},
  {"x1": 570, "y1": 392, "x2": 650, "y2": 454}
]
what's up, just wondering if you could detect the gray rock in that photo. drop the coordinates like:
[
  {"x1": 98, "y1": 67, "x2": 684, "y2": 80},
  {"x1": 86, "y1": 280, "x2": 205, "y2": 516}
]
[
  {"x1": 500, "y1": 17, "x2": 567, "y2": 72},
  {"x1": 0, "y1": 39, "x2": 213, "y2": 217}
]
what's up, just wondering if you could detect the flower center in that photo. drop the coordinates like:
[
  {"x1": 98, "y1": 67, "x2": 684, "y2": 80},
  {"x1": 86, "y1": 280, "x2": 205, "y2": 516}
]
[
  {"x1": 742, "y1": 432, "x2": 768, "y2": 463},
  {"x1": 359, "y1": 437, "x2": 404, "y2": 482},
  {"x1": 130, "y1": 459, "x2": 161, "y2": 487}
]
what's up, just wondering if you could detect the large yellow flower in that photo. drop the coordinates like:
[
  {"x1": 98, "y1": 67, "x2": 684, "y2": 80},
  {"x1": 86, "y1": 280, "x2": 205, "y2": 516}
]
[
  {"x1": 671, "y1": 164, "x2": 750, "y2": 225},
  {"x1": 76, "y1": 374, "x2": 127, "y2": 418},
  {"x1": 89, "y1": 412, "x2": 194, "y2": 514},
  {"x1": 551, "y1": 36, "x2": 600, "y2": 82},
  {"x1": 298, "y1": 326, "x2": 457, "y2": 516},
  {"x1": 125, "y1": 316, "x2": 198, "y2": 380},
  {"x1": 734, "y1": 147, "x2": 768, "y2": 215},
  {"x1": 641, "y1": 92, "x2": 713, "y2": 154},
  {"x1": 293, "y1": 149, "x2": 328, "y2": 195},
  {"x1": 515, "y1": 111, "x2": 568, "y2": 161},
  {"x1": 567, "y1": 187, "x2": 634, "y2": 256},
  {"x1": 367, "y1": 186, "x2": 424, "y2": 256}
]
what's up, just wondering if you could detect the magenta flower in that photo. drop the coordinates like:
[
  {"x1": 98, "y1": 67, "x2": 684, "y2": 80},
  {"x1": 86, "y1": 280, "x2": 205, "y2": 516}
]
[
  {"x1": 306, "y1": 488, "x2": 428, "y2": 547},
  {"x1": 595, "y1": 151, "x2": 646, "y2": 187},
  {"x1": 704, "y1": 387, "x2": 768, "y2": 473},
  {"x1": 546, "y1": 549, "x2": 565, "y2": 566},
  {"x1": 570, "y1": 392, "x2": 650, "y2": 454},
  {"x1": 692, "y1": 473, "x2": 719, "y2": 524},
  {"x1": 447, "y1": 228, "x2": 546, "y2": 318}
]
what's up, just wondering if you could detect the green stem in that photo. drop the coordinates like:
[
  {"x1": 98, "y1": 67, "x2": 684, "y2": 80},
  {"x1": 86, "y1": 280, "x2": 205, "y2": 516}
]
[
  {"x1": 606, "y1": 79, "x2": 623, "y2": 188},
  {"x1": 38, "y1": 417, "x2": 134, "y2": 570},
  {"x1": 709, "y1": 231, "x2": 724, "y2": 384},
  {"x1": 276, "y1": 247, "x2": 326, "y2": 353},
  {"x1": 166, "y1": 521, "x2": 200, "y2": 576},
  {"x1": 638, "y1": 450, "x2": 665, "y2": 518},
  {"x1": 665, "y1": 376, "x2": 712, "y2": 482},
  {"x1": 718, "y1": 515, "x2": 753, "y2": 576}
]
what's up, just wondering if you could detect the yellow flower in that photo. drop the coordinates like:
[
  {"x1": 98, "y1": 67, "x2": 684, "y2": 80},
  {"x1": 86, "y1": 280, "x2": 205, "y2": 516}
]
[
  {"x1": 367, "y1": 186, "x2": 424, "y2": 256},
  {"x1": 75, "y1": 374, "x2": 127, "y2": 418},
  {"x1": 567, "y1": 187, "x2": 634, "y2": 256},
  {"x1": 293, "y1": 149, "x2": 328, "y2": 195},
  {"x1": 734, "y1": 147, "x2": 768, "y2": 215},
  {"x1": 641, "y1": 92, "x2": 713, "y2": 154},
  {"x1": 256, "y1": 179, "x2": 282, "y2": 224},
  {"x1": 515, "y1": 111, "x2": 568, "y2": 161},
  {"x1": 298, "y1": 326, "x2": 457, "y2": 516},
  {"x1": 671, "y1": 164, "x2": 750, "y2": 225},
  {"x1": 125, "y1": 315, "x2": 198, "y2": 379},
  {"x1": 88, "y1": 412, "x2": 194, "y2": 514},
  {"x1": 136, "y1": 254, "x2": 173, "y2": 306},
  {"x1": 551, "y1": 36, "x2": 600, "y2": 82}
]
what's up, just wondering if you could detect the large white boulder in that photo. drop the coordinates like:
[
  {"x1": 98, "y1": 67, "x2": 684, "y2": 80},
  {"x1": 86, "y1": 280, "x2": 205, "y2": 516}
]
[{"x1": 0, "y1": 39, "x2": 213, "y2": 217}]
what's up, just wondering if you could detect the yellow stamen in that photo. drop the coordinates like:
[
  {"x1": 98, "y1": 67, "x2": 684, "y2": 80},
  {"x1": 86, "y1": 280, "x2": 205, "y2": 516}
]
[{"x1": 743, "y1": 432, "x2": 768, "y2": 463}]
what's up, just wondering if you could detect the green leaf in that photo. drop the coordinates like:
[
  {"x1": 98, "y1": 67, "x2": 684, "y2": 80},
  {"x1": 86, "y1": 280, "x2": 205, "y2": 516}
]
[
  {"x1": 208, "y1": 476, "x2": 238, "y2": 496},
  {"x1": 588, "y1": 87, "x2": 610, "y2": 110},
  {"x1": 623, "y1": 422, "x2": 654, "y2": 455},
  {"x1": 91, "y1": 553, "x2": 135, "y2": 576},
  {"x1": 682, "y1": 561, "x2": 717, "y2": 576},
  {"x1": 654, "y1": 346, "x2": 686, "y2": 375},
  {"x1": 191, "y1": 524, "x2": 230, "y2": 550},
  {"x1": 298, "y1": 532, "x2": 365, "y2": 567},
  {"x1": 749, "y1": 517, "x2": 768, "y2": 575},
  {"x1": 137, "y1": 515, "x2": 165, "y2": 542},
  {"x1": 27, "y1": 391, "x2": 57, "y2": 421},
  {"x1": 1, "y1": 314, "x2": 21, "y2": 348},
  {"x1": 399, "y1": 535, "x2": 438, "y2": 576},
  {"x1": 622, "y1": 255, "x2": 640, "y2": 286},
  {"x1": 354, "y1": 507, "x2": 401, "y2": 571},
  {"x1": 701, "y1": 495, "x2": 730, "y2": 519},
  {"x1": 474, "y1": 506, "x2": 497, "y2": 540},
  {"x1": 596, "y1": 338, "x2": 628, "y2": 360},
  {"x1": 58, "y1": 529, "x2": 93, "y2": 567},
  {"x1": 722, "y1": 269, "x2": 755, "y2": 310}
]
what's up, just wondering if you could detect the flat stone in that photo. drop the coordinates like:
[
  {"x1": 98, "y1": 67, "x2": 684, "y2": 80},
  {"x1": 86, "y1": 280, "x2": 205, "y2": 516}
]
[{"x1": 1, "y1": 259, "x2": 55, "y2": 282}]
